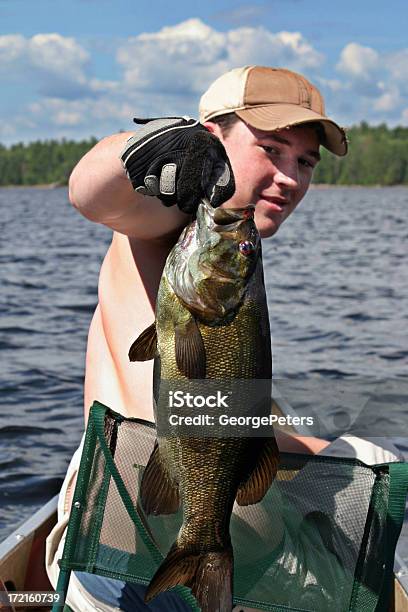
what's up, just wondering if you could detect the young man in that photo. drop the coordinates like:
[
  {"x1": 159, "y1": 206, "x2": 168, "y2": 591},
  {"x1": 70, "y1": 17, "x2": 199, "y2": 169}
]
[
  {"x1": 70, "y1": 66, "x2": 346, "y2": 428},
  {"x1": 46, "y1": 66, "x2": 401, "y2": 611}
]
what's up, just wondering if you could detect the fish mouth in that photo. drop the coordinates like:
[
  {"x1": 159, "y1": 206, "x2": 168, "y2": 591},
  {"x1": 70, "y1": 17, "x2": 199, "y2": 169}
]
[
  {"x1": 200, "y1": 198, "x2": 255, "y2": 226},
  {"x1": 196, "y1": 198, "x2": 259, "y2": 250},
  {"x1": 213, "y1": 206, "x2": 255, "y2": 225}
]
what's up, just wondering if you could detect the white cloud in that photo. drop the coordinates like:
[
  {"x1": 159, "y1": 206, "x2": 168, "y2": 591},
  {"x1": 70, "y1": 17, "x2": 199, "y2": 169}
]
[
  {"x1": 3, "y1": 20, "x2": 325, "y2": 142},
  {"x1": 27, "y1": 34, "x2": 89, "y2": 79},
  {"x1": 386, "y1": 49, "x2": 408, "y2": 82},
  {"x1": 374, "y1": 92, "x2": 397, "y2": 112},
  {"x1": 116, "y1": 19, "x2": 323, "y2": 98},
  {"x1": 335, "y1": 43, "x2": 383, "y2": 98},
  {"x1": 336, "y1": 42, "x2": 379, "y2": 78},
  {"x1": 0, "y1": 115, "x2": 36, "y2": 141},
  {"x1": 0, "y1": 34, "x2": 26, "y2": 64},
  {"x1": 117, "y1": 20, "x2": 228, "y2": 96},
  {"x1": 88, "y1": 78, "x2": 118, "y2": 93},
  {"x1": 316, "y1": 77, "x2": 345, "y2": 93},
  {"x1": 373, "y1": 83, "x2": 401, "y2": 113},
  {"x1": 329, "y1": 41, "x2": 408, "y2": 125},
  {"x1": 28, "y1": 96, "x2": 135, "y2": 130},
  {"x1": 0, "y1": 32, "x2": 113, "y2": 99},
  {"x1": 3, "y1": 19, "x2": 408, "y2": 142},
  {"x1": 384, "y1": 50, "x2": 408, "y2": 99},
  {"x1": 227, "y1": 29, "x2": 323, "y2": 70},
  {"x1": 53, "y1": 110, "x2": 83, "y2": 126}
]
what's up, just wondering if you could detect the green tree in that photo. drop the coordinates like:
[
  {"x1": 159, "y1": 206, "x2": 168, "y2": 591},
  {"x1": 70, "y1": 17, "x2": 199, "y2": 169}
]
[{"x1": 0, "y1": 125, "x2": 408, "y2": 186}]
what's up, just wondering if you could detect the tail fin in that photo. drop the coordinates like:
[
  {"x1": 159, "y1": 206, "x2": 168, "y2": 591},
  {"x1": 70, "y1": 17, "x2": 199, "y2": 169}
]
[{"x1": 145, "y1": 544, "x2": 233, "y2": 612}]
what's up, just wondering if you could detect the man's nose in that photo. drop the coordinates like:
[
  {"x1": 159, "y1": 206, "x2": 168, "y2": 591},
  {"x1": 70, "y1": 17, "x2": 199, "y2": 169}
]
[{"x1": 273, "y1": 159, "x2": 299, "y2": 190}]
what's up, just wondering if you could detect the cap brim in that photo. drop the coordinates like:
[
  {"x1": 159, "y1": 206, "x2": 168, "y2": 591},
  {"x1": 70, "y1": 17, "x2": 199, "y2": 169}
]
[{"x1": 235, "y1": 105, "x2": 347, "y2": 156}]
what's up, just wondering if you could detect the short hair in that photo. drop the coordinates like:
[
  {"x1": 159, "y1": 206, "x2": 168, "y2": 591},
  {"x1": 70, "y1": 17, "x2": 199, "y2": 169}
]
[
  {"x1": 206, "y1": 113, "x2": 240, "y2": 137},
  {"x1": 303, "y1": 121, "x2": 326, "y2": 148}
]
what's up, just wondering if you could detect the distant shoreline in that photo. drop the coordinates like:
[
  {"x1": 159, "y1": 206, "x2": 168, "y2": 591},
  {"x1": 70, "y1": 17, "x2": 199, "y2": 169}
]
[
  {"x1": 1, "y1": 183, "x2": 407, "y2": 190},
  {"x1": 0, "y1": 182, "x2": 64, "y2": 189},
  {"x1": 310, "y1": 183, "x2": 407, "y2": 189}
]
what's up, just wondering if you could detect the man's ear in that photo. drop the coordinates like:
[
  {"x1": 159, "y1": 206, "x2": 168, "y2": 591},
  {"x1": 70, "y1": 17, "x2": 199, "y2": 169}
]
[{"x1": 203, "y1": 121, "x2": 223, "y2": 139}]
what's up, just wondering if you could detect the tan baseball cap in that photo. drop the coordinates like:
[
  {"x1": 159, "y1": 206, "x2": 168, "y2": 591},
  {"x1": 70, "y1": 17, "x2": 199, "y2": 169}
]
[{"x1": 199, "y1": 66, "x2": 347, "y2": 156}]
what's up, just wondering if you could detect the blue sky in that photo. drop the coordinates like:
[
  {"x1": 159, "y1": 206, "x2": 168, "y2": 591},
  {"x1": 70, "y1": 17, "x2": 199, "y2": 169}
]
[{"x1": 1, "y1": 0, "x2": 407, "y2": 144}]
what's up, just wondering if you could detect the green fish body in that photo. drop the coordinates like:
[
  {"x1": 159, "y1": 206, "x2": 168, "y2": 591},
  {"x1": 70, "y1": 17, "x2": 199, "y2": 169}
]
[{"x1": 129, "y1": 199, "x2": 279, "y2": 611}]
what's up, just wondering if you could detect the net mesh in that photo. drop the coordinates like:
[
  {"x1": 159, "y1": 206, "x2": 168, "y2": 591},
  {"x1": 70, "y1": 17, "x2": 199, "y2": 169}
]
[{"x1": 58, "y1": 402, "x2": 405, "y2": 612}]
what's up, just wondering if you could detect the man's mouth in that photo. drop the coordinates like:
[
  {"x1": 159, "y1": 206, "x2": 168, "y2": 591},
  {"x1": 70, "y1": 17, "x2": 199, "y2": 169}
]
[{"x1": 259, "y1": 195, "x2": 290, "y2": 212}]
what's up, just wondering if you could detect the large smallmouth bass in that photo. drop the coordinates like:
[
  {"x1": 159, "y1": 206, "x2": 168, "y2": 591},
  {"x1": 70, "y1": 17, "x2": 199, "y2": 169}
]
[{"x1": 129, "y1": 198, "x2": 279, "y2": 611}]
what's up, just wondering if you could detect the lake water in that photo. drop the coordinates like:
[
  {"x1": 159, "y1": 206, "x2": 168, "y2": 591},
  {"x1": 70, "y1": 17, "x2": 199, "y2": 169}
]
[{"x1": 0, "y1": 186, "x2": 407, "y2": 559}]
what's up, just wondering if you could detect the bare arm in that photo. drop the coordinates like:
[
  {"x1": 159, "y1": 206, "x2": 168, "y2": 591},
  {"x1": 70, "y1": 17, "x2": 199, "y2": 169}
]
[
  {"x1": 68, "y1": 132, "x2": 191, "y2": 240},
  {"x1": 275, "y1": 429, "x2": 330, "y2": 454}
]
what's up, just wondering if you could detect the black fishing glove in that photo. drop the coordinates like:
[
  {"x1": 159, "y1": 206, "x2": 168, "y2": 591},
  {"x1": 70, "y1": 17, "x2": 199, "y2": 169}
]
[{"x1": 120, "y1": 117, "x2": 235, "y2": 214}]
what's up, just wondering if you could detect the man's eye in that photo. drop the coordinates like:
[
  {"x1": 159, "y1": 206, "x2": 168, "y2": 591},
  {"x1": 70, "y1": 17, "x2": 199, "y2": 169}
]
[
  {"x1": 299, "y1": 158, "x2": 315, "y2": 169},
  {"x1": 261, "y1": 146, "x2": 279, "y2": 155}
]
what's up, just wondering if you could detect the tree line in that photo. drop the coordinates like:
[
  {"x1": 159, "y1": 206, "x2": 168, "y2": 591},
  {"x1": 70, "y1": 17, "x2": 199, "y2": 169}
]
[
  {"x1": 0, "y1": 138, "x2": 97, "y2": 186},
  {"x1": 313, "y1": 122, "x2": 408, "y2": 185},
  {"x1": 1, "y1": 123, "x2": 408, "y2": 186}
]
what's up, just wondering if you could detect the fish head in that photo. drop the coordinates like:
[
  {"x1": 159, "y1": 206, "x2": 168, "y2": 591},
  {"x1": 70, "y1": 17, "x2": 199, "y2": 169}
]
[
  {"x1": 165, "y1": 199, "x2": 262, "y2": 323},
  {"x1": 195, "y1": 198, "x2": 260, "y2": 284}
]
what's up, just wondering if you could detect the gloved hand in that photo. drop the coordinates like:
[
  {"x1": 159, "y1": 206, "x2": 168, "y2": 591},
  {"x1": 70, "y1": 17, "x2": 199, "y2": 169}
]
[{"x1": 120, "y1": 117, "x2": 235, "y2": 214}]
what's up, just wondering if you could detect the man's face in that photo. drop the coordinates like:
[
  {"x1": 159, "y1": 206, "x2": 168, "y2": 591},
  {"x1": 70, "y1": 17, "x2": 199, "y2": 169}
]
[{"x1": 206, "y1": 120, "x2": 320, "y2": 238}]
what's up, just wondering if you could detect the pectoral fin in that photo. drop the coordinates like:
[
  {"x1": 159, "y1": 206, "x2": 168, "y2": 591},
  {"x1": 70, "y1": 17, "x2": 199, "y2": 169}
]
[
  {"x1": 236, "y1": 437, "x2": 280, "y2": 506},
  {"x1": 140, "y1": 440, "x2": 180, "y2": 515},
  {"x1": 175, "y1": 317, "x2": 206, "y2": 379},
  {"x1": 129, "y1": 322, "x2": 157, "y2": 361}
]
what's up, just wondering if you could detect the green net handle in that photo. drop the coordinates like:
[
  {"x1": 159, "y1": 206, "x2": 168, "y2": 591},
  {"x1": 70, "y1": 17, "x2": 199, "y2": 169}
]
[
  {"x1": 350, "y1": 460, "x2": 408, "y2": 612},
  {"x1": 375, "y1": 461, "x2": 408, "y2": 612},
  {"x1": 90, "y1": 401, "x2": 164, "y2": 565},
  {"x1": 53, "y1": 410, "x2": 100, "y2": 610}
]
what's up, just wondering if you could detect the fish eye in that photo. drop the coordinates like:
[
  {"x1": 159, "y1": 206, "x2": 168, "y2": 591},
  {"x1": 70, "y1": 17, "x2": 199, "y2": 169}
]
[{"x1": 238, "y1": 240, "x2": 255, "y2": 256}]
